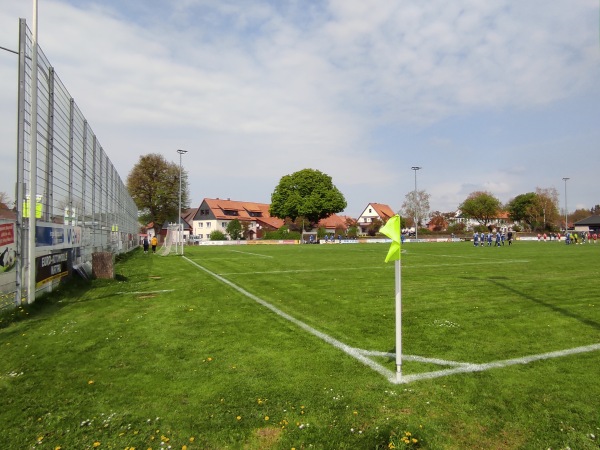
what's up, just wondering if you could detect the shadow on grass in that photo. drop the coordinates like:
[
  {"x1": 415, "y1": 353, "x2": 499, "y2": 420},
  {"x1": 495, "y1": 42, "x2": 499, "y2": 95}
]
[{"x1": 460, "y1": 276, "x2": 600, "y2": 331}]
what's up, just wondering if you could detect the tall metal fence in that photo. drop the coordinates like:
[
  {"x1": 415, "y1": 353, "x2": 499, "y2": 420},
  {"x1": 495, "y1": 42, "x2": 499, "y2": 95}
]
[{"x1": 0, "y1": 19, "x2": 139, "y2": 309}]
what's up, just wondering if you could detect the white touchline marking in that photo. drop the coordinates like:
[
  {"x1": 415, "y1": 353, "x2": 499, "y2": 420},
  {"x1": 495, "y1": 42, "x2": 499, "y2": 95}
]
[
  {"x1": 116, "y1": 289, "x2": 175, "y2": 295},
  {"x1": 219, "y1": 260, "x2": 529, "y2": 276},
  {"x1": 183, "y1": 256, "x2": 395, "y2": 380},
  {"x1": 397, "y1": 343, "x2": 600, "y2": 384},
  {"x1": 359, "y1": 350, "x2": 470, "y2": 367},
  {"x1": 183, "y1": 256, "x2": 600, "y2": 385},
  {"x1": 228, "y1": 250, "x2": 274, "y2": 258}
]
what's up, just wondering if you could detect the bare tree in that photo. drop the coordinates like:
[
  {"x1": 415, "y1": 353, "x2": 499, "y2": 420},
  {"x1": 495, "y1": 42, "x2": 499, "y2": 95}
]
[
  {"x1": 402, "y1": 190, "x2": 431, "y2": 228},
  {"x1": 535, "y1": 187, "x2": 559, "y2": 231}
]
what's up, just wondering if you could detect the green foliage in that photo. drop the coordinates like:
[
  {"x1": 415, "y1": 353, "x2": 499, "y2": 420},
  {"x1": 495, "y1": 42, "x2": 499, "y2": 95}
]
[
  {"x1": 317, "y1": 227, "x2": 326, "y2": 239},
  {"x1": 346, "y1": 225, "x2": 359, "y2": 238},
  {"x1": 262, "y1": 227, "x2": 301, "y2": 240},
  {"x1": 209, "y1": 230, "x2": 227, "y2": 241},
  {"x1": 269, "y1": 168, "x2": 347, "y2": 224},
  {"x1": 446, "y1": 222, "x2": 466, "y2": 234},
  {"x1": 126, "y1": 153, "x2": 189, "y2": 233},
  {"x1": 506, "y1": 192, "x2": 537, "y2": 230},
  {"x1": 459, "y1": 191, "x2": 502, "y2": 226},
  {"x1": 226, "y1": 219, "x2": 243, "y2": 240}
]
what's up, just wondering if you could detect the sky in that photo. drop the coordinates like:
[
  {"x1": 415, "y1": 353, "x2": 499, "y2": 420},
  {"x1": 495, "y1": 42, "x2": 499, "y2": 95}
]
[{"x1": 0, "y1": 0, "x2": 598, "y2": 218}]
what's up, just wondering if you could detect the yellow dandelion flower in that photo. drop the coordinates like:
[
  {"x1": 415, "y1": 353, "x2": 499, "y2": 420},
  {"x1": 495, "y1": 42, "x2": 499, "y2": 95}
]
[
  {"x1": 405, "y1": 431, "x2": 412, "y2": 436},
  {"x1": 161, "y1": 435, "x2": 170, "y2": 442},
  {"x1": 388, "y1": 443, "x2": 395, "y2": 449},
  {"x1": 189, "y1": 437, "x2": 195, "y2": 443},
  {"x1": 257, "y1": 398, "x2": 263, "y2": 405},
  {"x1": 264, "y1": 415, "x2": 269, "y2": 421},
  {"x1": 88, "y1": 380, "x2": 94, "y2": 385},
  {"x1": 54, "y1": 447, "x2": 62, "y2": 450},
  {"x1": 236, "y1": 416, "x2": 242, "y2": 421},
  {"x1": 353, "y1": 411, "x2": 358, "y2": 415},
  {"x1": 93, "y1": 442, "x2": 101, "y2": 448},
  {"x1": 182, "y1": 446, "x2": 187, "y2": 450},
  {"x1": 207, "y1": 357, "x2": 212, "y2": 361},
  {"x1": 412, "y1": 438, "x2": 418, "y2": 443}
]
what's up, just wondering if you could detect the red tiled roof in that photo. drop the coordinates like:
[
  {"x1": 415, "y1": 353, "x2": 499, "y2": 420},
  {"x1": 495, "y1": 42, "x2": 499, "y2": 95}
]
[
  {"x1": 200, "y1": 198, "x2": 285, "y2": 228},
  {"x1": 369, "y1": 203, "x2": 395, "y2": 221},
  {"x1": 318, "y1": 214, "x2": 350, "y2": 230}
]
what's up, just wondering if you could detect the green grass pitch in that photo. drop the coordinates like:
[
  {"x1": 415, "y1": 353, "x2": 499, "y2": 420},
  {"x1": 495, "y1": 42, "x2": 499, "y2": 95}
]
[{"x1": 0, "y1": 240, "x2": 598, "y2": 449}]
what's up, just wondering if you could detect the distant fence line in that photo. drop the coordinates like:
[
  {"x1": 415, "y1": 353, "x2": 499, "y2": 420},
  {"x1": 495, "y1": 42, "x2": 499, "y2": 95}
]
[{"x1": 0, "y1": 18, "x2": 138, "y2": 309}]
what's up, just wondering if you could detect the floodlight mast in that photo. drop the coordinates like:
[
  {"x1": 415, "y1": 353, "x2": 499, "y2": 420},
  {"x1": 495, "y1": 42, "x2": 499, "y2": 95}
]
[
  {"x1": 562, "y1": 177, "x2": 569, "y2": 234},
  {"x1": 411, "y1": 167, "x2": 422, "y2": 242},
  {"x1": 177, "y1": 149, "x2": 187, "y2": 255}
]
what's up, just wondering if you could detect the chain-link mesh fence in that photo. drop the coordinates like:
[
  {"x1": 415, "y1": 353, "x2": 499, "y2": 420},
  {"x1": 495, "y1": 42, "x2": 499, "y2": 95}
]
[{"x1": 1, "y1": 19, "x2": 139, "y2": 308}]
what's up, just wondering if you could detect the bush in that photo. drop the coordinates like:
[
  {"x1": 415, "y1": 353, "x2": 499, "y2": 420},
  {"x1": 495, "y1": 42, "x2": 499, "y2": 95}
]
[
  {"x1": 262, "y1": 228, "x2": 301, "y2": 240},
  {"x1": 209, "y1": 230, "x2": 227, "y2": 241}
]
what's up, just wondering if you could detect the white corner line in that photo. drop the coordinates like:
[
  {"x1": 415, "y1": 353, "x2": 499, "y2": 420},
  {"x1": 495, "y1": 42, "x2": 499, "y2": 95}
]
[{"x1": 183, "y1": 256, "x2": 600, "y2": 385}]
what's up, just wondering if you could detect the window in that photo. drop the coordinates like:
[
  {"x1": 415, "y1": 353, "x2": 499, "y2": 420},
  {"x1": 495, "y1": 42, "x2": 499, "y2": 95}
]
[
  {"x1": 222, "y1": 222, "x2": 227, "y2": 228},
  {"x1": 368, "y1": 208, "x2": 372, "y2": 213},
  {"x1": 199, "y1": 234, "x2": 203, "y2": 239},
  {"x1": 199, "y1": 223, "x2": 203, "y2": 228},
  {"x1": 207, "y1": 222, "x2": 211, "y2": 228}
]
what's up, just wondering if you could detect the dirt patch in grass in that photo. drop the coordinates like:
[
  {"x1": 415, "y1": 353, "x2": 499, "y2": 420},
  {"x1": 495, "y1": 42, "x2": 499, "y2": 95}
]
[{"x1": 244, "y1": 427, "x2": 282, "y2": 449}]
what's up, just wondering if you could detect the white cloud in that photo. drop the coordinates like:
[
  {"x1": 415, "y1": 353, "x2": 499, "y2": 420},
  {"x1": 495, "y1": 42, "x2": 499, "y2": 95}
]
[{"x1": 0, "y1": 0, "x2": 598, "y2": 217}]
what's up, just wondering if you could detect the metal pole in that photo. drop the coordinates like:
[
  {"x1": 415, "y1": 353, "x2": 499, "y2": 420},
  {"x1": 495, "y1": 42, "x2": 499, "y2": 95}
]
[
  {"x1": 177, "y1": 149, "x2": 187, "y2": 255},
  {"x1": 411, "y1": 166, "x2": 421, "y2": 242},
  {"x1": 562, "y1": 177, "x2": 569, "y2": 234},
  {"x1": 28, "y1": 0, "x2": 39, "y2": 304}
]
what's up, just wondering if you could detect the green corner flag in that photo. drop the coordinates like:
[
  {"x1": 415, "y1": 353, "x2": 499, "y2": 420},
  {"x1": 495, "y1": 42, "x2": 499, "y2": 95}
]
[{"x1": 380, "y1": 215, "x2": 401, "y2": 262}]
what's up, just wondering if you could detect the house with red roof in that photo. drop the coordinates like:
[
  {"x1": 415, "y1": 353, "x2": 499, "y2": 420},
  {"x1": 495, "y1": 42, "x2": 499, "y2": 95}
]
[
  {"x1": 315, "y1": 214, "x2": 356, "y2": 237},
  {"x1": 356, "y1": 203, "x2": 396, "y2": 235},
  {"x1": 191, "y1": 198, "x2": 285, "y2": 241}
]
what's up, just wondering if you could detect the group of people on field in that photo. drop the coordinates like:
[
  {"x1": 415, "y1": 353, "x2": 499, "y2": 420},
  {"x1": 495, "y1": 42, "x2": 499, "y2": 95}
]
[
  {"x1": 562, "y1": 231, "x2": 597, "y2": 245},
  {"x1": 142, "y1": 236, "x2": 158, "y2": 253},
  {"x1": 473, "y1": 230, "x2": 513, "y2": 247}
]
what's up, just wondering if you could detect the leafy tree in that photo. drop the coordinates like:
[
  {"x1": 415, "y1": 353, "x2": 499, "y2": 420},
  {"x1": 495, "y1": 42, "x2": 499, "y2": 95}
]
[
  {"x1": 591, "y1": 205, "x2": 600, "y2": 215},
  {"x1": 209, "y1": 230, "x2": 227, "y2": 241},
  {"x1": 447, "y1": 222, "x2": 466, "y2": 234},
  {"x1": 401, "y1": 190, "x2": 430, "y2": 228},
  {"x1": 428, "y1": 212, "x2": 448, "y2": 232},
  {"x1": 226, "y1": 219, "x2": 243, "y2": 240},
  {"x1": 269, "y1": 169, "x2": 347, "y2": 225},
  {"x1": 346, "y1": 225, "x2": 359, "y2": 238},
  {"x1": 506, "y1": 192, "x2": 537, "y2": 230},
  {"x1": 459, "y1": 191, "x2": 501, "y2": 227},
  {"x1": 507, "y1": 188, "x2": 560, "y2": 231},
  {"x1": 127, "y1": 153, "x2": 189, "y2": 234}
]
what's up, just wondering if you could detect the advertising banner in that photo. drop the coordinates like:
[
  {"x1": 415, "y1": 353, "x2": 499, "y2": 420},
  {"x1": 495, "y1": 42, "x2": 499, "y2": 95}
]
[{"x1": 36, "y1": 250, "x2": 71, "y2": 287}]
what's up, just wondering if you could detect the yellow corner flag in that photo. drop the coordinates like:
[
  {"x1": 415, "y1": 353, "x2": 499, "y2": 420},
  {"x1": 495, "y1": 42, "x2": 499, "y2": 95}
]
[{"x1": 380, "y1": 215, "x2": 401, "y2": 262}]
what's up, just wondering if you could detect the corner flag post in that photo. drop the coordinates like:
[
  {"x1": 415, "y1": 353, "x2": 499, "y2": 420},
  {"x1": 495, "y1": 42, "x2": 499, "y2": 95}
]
[
  {"x1": 395, "y1": 257, "x2": 402, "y2": 382},
  {"x1": 379, "y1": 215, "x2": 403, "y2": 382}
]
